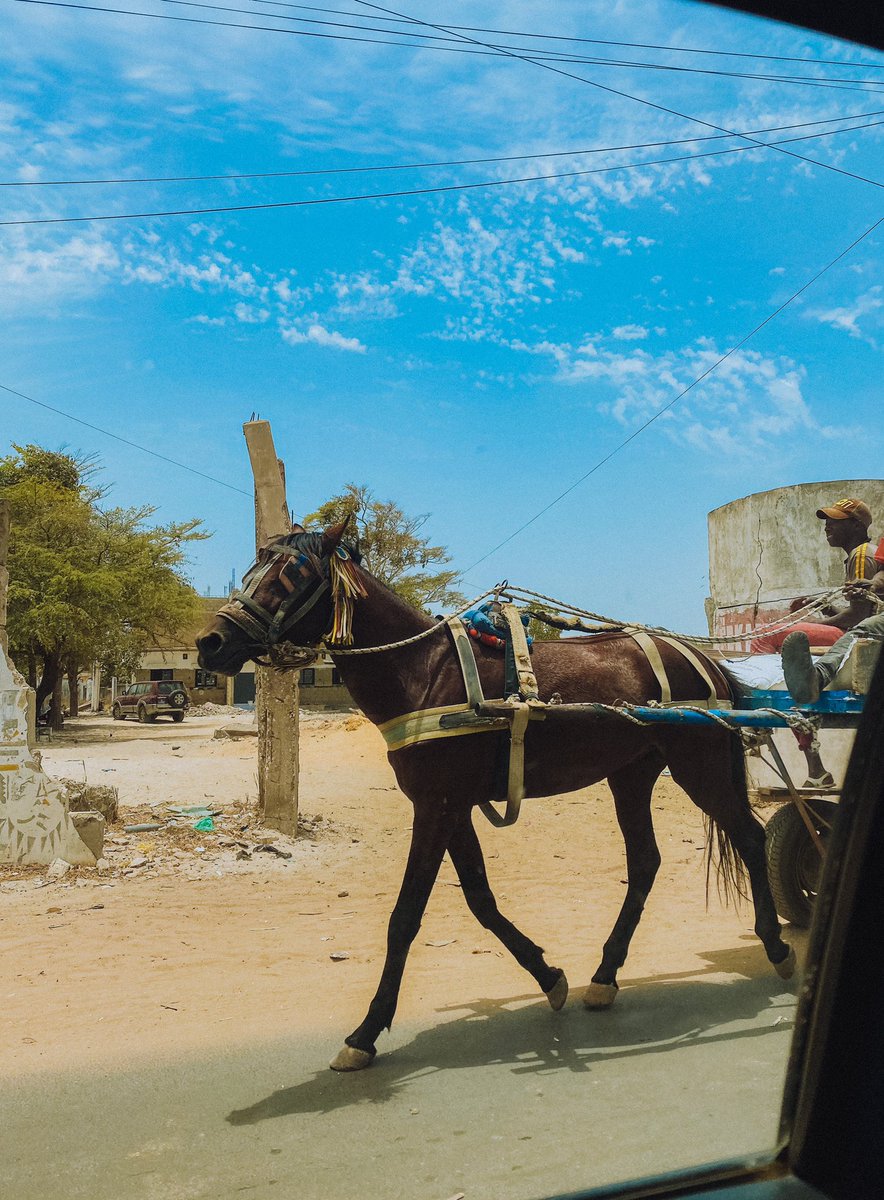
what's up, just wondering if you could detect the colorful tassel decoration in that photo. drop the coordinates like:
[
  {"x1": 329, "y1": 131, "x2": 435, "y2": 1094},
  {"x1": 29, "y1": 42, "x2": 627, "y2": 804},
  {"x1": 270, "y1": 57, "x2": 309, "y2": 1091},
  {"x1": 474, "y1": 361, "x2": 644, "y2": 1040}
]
[{"x1": 328, "y1": 547, "x2": 368, "y2": 644}]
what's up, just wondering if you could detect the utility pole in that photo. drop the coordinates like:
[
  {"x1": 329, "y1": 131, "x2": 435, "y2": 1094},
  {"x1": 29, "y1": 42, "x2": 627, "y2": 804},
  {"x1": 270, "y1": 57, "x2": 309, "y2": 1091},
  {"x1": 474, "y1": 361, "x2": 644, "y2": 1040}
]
[{"x1": 243, "y1": 420, "x2": 299, "y2": 837}]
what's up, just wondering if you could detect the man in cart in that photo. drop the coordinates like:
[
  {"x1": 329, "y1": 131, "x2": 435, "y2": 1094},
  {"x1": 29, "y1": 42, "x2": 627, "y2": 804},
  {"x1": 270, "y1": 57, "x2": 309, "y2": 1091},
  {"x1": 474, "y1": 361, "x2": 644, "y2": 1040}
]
[
  {"x1": 751, "y1": 497, "x2": 881, "y2": 787},
  {"x1": 782, "y1": 569, "x2": 884, "y2": 703},
  {"x1": 752, "y1": 497, "x2": 879, "y2": 654}
]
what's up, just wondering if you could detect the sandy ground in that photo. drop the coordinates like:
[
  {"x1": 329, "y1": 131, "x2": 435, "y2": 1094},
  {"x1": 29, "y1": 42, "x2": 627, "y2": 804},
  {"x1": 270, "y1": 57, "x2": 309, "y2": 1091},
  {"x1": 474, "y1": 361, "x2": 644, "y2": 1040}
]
[
  {"x1": 1, "y1": 708, "x2": 804, "y2": 1085},
  {"x1": 2, "y1": 709, "x2": 808, "y2": 1200}
]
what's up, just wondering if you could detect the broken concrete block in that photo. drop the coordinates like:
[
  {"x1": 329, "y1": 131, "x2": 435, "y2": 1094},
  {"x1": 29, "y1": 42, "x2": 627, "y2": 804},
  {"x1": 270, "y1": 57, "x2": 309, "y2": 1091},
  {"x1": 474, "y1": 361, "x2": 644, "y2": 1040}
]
[
  {"x1": 70, "y1": 811, "x2": 105, "y2": 860},
  {"x1": 47, "y1": 858, "x2": 71, "y2": 879},
  {"x1": 59, "y1": 780, "x2": 119, "y2": 824}
]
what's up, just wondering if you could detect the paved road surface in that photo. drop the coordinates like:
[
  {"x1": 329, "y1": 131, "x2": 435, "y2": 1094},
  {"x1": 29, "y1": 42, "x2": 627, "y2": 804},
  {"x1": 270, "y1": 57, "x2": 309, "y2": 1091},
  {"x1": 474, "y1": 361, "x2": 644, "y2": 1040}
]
[{"x1": 5, "y1": 968, "x2": 797, "y2": 1200}]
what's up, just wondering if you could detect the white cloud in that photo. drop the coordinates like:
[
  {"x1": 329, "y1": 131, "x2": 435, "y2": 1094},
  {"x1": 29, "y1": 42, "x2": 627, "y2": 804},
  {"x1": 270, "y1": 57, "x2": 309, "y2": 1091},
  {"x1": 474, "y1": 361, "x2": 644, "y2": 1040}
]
[
  {"x1": 0, "y1": 232, "x2": 120, "y2": 310},
  {"x1": 805, "y1": 287, "x2": 882, "y2": 344},
  {"x1": 280, "y1": 322, "x2": 365, "y2": 353},
  {"x1": 611, "y1": 324, "x2": 649, "y2": 341}
]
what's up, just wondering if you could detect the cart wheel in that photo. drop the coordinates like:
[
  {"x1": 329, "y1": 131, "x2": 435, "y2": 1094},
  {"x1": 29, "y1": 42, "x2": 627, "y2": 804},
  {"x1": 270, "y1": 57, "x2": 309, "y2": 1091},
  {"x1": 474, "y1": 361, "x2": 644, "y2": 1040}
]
[{"x1": 765, "y1": 799, "x2": 839, "y2": 928}]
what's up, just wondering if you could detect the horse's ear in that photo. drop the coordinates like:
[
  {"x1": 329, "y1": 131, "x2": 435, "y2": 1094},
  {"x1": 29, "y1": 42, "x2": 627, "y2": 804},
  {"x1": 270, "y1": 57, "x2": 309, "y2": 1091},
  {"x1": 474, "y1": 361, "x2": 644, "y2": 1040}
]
[
  {"x1": 321, "y1": 516, "x2": 351, "y2": 554},
  {"x1": 290, "y1": 522, "x2": 306, "y2": 535}
]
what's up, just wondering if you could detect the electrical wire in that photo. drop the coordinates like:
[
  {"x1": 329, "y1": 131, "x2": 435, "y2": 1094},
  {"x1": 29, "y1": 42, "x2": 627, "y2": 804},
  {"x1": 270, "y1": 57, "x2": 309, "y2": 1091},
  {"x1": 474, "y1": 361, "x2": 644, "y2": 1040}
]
[
  {"x1": 5, "y1": 109, "x2": 880, "y2": 188},
  {"x1": 351, "y1": 0, "x2": 884, "y2": 195},
  {"x1": 0, "y1": 382, "x2": 252, "y2": 496},
  {"x1": 458, "y1": 213, "x2": 884, "y2": 577},
  {"x1": 245, "y1": 1, "x2": 884, "y2": 70},
  {"x1": 152, "y1": 0, "x2": 884, "y2": 91},
  {"x1": 3, "y1": 118, "x2": 881, "y2": 226},
  {"x1": 10, "y1": 0, "x2": 884, "y2": 95}
]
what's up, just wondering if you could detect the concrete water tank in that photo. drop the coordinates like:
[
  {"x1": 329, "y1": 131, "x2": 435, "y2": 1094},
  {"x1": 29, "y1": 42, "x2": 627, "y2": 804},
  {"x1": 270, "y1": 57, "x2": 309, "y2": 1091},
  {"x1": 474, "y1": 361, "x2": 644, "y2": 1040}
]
[{"x1": 707, "y1": 480, "x2": 884, "y2": 648}]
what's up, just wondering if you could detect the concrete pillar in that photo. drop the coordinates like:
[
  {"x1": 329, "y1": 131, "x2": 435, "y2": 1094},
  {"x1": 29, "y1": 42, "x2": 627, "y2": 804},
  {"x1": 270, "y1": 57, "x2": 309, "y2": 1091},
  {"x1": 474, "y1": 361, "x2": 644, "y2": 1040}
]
[{"x1": 243, "y1": 421, "x2": 299, "y2": 838}]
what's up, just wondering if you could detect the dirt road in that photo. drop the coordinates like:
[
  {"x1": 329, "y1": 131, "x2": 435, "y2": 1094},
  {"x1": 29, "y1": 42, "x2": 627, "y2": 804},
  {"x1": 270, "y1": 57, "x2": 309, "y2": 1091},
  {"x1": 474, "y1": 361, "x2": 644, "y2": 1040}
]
[{"x1": 1, "y1": 711, "x2": 803, "y2": 1199}]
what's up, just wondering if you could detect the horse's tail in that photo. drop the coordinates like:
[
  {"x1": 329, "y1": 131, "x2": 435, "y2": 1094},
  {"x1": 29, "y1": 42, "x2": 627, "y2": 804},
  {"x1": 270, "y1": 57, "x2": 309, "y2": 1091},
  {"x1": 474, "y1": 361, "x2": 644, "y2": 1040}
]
[{"x1": 703, "y1": 731, "x2": 752, "y2": 908}]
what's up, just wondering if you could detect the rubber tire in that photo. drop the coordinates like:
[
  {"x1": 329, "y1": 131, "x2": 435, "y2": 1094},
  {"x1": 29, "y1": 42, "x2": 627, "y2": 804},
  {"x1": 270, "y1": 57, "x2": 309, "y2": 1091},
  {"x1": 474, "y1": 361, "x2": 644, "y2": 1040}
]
[
  {"x1": 168, "y1": 690, "x2": 187, "y2": 708},
  {"x1": 765, "y1": 799, "x2": 838, "y2": 928},
  {"x1": 138, "y1": 705, "x2": 155, "y2": 724},
  {"x1": 112, "y1": 703, "x2": 124, "y2": 721},
  {"x1": 171, "y1": 711, "x2": 185, "y2": 723}
]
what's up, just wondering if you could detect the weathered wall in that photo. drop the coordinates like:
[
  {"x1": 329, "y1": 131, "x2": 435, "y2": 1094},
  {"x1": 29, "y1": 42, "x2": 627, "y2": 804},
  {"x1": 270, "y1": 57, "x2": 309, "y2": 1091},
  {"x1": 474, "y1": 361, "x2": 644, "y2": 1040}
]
[
  {"x1": 0, "y1": 646, "x2": 97, "y2": 866},
  {"x1": 708, "y1": 480, "x2": 884, "y2": 645}
]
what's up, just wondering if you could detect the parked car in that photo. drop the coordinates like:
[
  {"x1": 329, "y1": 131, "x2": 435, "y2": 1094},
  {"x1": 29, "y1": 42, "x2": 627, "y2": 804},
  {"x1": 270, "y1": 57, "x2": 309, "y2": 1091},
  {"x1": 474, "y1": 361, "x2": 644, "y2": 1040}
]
[{"x1": 111, "y1": 680, "x2": 190, "y2": 723}]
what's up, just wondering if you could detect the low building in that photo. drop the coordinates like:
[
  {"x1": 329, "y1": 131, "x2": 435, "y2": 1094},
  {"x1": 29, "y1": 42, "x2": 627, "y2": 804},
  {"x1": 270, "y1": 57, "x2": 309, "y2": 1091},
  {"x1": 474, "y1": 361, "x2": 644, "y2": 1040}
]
[
  {"x1": 134, "y1": 597, "x2": 231, "y2": 706},
  {"x1": 136, "y1": 599, "x2": 355, "y2": 712}
]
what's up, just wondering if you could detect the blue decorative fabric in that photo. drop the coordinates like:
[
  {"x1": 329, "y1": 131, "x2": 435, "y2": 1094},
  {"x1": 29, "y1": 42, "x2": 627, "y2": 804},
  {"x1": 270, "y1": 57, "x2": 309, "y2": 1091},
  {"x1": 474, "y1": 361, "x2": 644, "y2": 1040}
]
[{"x1": 463, "y1": 604, "x2": 533, "y2": 646}]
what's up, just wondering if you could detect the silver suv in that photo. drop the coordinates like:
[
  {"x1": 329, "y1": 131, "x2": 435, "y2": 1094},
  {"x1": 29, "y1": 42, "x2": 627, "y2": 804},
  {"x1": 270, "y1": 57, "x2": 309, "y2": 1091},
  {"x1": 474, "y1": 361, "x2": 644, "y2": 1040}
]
[{"x1": 112, "y1": 680, "x2": 190, "y2": 723}]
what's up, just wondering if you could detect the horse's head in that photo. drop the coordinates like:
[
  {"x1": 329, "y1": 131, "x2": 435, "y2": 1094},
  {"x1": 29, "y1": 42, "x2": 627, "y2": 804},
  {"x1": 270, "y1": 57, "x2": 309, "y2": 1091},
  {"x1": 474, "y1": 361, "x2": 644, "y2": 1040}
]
[{"x1": 195, "y1": 520, "x2": 363, "y2": 675}]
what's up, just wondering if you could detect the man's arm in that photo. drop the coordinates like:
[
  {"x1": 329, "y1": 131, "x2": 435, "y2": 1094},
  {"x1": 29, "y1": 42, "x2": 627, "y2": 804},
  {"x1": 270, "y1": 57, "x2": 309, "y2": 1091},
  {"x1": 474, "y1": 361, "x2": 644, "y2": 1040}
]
[{"x1": 820, "y1": 563, "x2": 883, "y2": 629}]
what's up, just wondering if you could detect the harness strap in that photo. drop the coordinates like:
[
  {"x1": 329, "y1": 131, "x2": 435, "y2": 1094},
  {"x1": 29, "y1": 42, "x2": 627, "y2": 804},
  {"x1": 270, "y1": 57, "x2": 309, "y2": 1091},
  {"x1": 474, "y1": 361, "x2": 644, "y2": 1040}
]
[
  {"x1": 448, "y1": 617, "x2": 486, "y2": 707},
  {"x1": 659, "y1": 636, "x2": 720, "y2": 702},
  {"x1": 378, "y1": 618, "x2": 488, "y2": 752},
  {"x1": 479, "y1": 702, "x2": 531, "y2": 828},
  {"x1": 628, "y1": 629, "x2": 672, "y2": 703},
  {"x1": 499, "y1": 603, "x2": 539, "y2": 700},
  {"x1": 627, "y1": 630, "x2": 720, "y2": 704}
]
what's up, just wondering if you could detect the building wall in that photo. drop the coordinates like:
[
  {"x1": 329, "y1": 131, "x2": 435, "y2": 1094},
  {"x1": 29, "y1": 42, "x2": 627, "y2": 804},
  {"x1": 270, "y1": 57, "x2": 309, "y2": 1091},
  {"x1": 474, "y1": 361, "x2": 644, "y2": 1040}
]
[{"x1": 707, "y1": 480, "x2": 884, "y2": 648}]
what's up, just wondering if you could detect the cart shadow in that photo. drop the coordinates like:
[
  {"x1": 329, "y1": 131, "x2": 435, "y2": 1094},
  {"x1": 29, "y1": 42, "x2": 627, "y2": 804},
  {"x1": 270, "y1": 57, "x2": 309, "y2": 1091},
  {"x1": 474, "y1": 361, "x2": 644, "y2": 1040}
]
[{"x1": 226, "y1": 951, "x2": 798, "y2": 1127}]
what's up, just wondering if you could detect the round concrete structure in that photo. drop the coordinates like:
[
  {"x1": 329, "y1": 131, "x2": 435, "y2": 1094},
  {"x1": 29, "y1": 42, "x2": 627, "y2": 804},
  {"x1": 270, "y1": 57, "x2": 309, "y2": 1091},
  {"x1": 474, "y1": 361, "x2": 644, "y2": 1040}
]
[{"x1": 707, "y1": 480, "x2": 884, "y2": 647}]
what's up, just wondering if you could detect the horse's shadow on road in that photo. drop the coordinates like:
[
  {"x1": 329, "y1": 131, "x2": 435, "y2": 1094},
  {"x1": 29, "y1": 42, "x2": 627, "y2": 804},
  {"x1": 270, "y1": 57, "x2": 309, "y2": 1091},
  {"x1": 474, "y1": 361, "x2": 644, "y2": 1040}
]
[{"x1": 227, "y1": 936, "x2": 803, "y2": 1127}]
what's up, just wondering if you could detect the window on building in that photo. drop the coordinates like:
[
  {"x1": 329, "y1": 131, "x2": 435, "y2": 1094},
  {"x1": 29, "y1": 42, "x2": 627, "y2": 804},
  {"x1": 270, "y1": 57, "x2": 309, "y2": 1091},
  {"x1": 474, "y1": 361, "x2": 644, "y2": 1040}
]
[
  {"x1": 300, "y1": 668, "x2": 316, "y2": 686},
  {"x1": 331, "y1": 668, "x2": 343, "y2": 686},
  {"x1": 150, "y1": 669, "x2": 173, "y2": 681},
  {"x1": 194, "y1": 670, "x2": 217, "y2": 689}
]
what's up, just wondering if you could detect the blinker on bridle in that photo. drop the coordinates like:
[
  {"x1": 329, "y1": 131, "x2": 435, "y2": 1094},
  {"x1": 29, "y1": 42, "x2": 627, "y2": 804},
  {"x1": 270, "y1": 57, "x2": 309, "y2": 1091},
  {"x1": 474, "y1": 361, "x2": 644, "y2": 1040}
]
[{"x1": 216, "y1": 535, "x2": 365, "y2": 662}]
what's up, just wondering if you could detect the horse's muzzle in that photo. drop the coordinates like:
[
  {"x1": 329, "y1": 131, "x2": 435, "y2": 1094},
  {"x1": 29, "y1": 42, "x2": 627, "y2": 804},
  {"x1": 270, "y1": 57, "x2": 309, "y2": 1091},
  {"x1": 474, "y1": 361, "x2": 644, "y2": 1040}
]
[{"x1": 196, "y1": 623, "x2": 255, "y2": 675}]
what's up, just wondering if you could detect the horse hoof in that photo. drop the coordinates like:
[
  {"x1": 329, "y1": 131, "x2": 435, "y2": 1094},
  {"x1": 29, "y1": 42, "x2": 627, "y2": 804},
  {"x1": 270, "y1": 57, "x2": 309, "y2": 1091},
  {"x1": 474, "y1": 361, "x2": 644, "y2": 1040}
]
[
  {"x1": 329, "y1": 1045, "x2": 375, "y2": 1072},
  {"x1": 774, "y1": 946, "x2": 798, "y2": 980},
  {"x1": 546, "y1": 972, "x2": 569, "y2": 1011},
  {"x1": 583, "y1": 981, "x2": 618, "y2": 1010}
]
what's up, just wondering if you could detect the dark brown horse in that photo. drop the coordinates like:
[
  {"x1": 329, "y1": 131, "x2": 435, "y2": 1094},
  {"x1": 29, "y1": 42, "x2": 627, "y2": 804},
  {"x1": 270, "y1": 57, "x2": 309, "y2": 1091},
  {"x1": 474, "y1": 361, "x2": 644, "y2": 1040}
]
[{"x1": 196, "y1": 523, "x2": 794, "y2": 1071}]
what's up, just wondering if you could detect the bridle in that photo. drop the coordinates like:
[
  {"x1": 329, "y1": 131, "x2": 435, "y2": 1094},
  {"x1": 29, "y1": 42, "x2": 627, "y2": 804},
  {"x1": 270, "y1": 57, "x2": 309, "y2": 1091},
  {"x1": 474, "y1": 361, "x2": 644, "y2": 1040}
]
[
  {"x1": 216, "y1": 536, "x2": 333, "y2": 663},
  {"x1": 214, "y1": 532, "x2": 365, "y2": 666}
]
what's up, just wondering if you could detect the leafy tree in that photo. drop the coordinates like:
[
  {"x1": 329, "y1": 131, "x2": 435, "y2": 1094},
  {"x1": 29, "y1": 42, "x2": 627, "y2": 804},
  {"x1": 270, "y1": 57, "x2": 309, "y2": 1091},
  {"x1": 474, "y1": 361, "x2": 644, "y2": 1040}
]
[
  {"x1": 526, "y1": 614, "x2": 562, "y2": 643},
  {"x1": 1, "y1": 444, "x2": 206, "y2": 728},
  {"x1": 305, "y1": 483, "x2": 465, "y2": 612}
]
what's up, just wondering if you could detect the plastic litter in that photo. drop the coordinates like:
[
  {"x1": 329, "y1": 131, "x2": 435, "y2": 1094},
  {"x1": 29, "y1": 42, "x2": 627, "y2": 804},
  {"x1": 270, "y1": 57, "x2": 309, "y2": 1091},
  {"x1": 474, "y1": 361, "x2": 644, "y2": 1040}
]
[{"x1": 193, "y1": 816, "x2": 215, "y2": 831}]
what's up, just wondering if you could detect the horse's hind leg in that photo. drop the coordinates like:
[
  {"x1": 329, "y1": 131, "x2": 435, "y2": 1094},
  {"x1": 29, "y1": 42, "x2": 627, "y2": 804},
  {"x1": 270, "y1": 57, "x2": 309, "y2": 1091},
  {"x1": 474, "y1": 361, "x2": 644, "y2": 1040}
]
[
  {"x1": 586, "y1": 753, "x2": 664, "y2": 1010},
  {"x1": 665, "y1": 729, "x2": 793, "y2": 977},
  {"x1": 448, "y1": 811, "x2": 568, "y2": 1009},
  {"x1": 330, "y1": 801, "x2": 449, "y2": 1072}
]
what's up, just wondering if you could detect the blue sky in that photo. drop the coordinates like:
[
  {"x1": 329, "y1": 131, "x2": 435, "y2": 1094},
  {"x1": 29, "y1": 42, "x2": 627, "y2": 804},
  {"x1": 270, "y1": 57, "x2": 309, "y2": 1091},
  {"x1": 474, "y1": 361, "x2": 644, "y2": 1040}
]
[{"x1": 1, "y1": 0, "x2": 882, "y2": 632}]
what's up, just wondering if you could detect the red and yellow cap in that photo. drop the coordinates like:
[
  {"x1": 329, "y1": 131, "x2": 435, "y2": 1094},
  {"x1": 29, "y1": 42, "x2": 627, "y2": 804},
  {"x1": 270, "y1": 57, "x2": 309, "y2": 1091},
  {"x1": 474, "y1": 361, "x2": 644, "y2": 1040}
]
[{"x1": 816, "y1": 497, "x2": 872, "y2": 527}]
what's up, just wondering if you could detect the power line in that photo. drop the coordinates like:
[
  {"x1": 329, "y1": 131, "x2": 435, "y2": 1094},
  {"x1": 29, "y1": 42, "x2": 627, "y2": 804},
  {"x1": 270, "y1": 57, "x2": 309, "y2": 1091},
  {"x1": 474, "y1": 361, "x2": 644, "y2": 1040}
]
[
  {"x1": 11, "y1": 0, "x2": 884, "y2": 95},
  {"x1": 0, "y1": 382, "x2": 252, "y2": 496},
  {"x1": 458, "y1": 213, "x2": 884, "y2": 577},
  {"x1": 5, "y1": 109, "x2": 881, "y2": 188},
  {"x1": 4, "y1": 118, "x2": 881, "y2": 226},
  {"x1": 351, "y1": 0, "x2": 884, "y2": 196},
  {"x1": 153, "y1": 0, "x2": 884, "y2": 90},
  {"x1": 246, "y1": 1, "x2": 884, "y2": 70}
]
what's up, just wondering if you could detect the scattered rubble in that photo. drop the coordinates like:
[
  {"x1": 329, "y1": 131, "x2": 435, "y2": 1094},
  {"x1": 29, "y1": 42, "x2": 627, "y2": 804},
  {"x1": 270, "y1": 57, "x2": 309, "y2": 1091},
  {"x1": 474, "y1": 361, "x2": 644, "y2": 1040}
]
[{"x1": 0, "y1": 799, "x2": 351, "y2": 887}]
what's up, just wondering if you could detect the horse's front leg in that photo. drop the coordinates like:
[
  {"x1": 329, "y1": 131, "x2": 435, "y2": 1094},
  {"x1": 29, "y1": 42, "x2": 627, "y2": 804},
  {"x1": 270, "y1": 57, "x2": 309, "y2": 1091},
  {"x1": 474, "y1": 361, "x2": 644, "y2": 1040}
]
[
  {"x1": 447, "y1": 810, "x2": 568, "y2": 1009},
  {"x1": 330, "y1": 799, "x2": 450, "y2": 1071},
  {"x1": 585, "y1": 754, "x2": 663, "y2": 1010}
]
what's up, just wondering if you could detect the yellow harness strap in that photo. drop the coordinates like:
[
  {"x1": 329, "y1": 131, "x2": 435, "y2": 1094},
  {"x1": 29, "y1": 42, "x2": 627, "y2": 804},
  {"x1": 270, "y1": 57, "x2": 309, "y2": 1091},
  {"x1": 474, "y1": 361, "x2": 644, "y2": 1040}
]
[
  {"x1": 377, "y1": 618, "x2": 486, "y2": 752},
  {"x1": 626, "y1": 630, "x2": 719, "y2": 705},
  {"x1": 376, "y1": 614, "x2": 537, "y2": 827}
]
